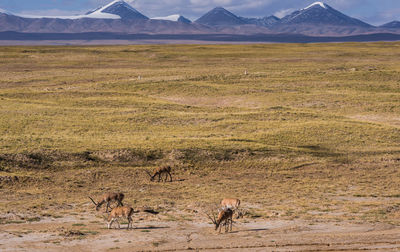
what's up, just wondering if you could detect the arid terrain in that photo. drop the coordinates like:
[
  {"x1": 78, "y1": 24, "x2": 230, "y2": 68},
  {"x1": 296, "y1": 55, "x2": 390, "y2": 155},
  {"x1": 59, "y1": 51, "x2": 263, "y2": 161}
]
[{"x1": 0, "y1": 43, "x2": 399, "y2": 251}]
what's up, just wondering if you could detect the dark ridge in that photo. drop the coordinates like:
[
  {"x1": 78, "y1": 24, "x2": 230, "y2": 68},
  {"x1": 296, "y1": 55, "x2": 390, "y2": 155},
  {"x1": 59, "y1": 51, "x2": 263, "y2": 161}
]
[{"x1": 1, "y1": 31, "x2": 400, "y2": 43}]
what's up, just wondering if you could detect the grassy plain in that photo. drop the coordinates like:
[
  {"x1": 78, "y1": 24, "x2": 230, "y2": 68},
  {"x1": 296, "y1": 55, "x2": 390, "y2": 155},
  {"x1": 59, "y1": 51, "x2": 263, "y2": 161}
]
[{"x1": 0, "y1": 42, "x2": 399, "y2": 233}]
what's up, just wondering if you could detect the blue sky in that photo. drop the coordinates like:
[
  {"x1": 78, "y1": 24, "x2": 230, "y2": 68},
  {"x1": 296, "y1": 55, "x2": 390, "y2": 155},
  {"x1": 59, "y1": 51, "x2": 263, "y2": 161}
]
[{"x1": 0, "y1": 0, "x2": 399, "y2": 25}]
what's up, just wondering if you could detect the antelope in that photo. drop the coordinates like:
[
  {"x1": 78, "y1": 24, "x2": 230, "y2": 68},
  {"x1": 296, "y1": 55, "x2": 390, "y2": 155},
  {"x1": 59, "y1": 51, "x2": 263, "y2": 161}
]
[
  {"x1": 89, "y1": 192, "x2": 124, "y2": 213},
  {"x1": 146, "y1": 165, "x2": 172, "y2": 182},
  {"x1": 220, "y1": 198, "x2": 243, "y2": 219},
  {"x1": 206, "y1": 208, "x2": 234, "y2": 233},
  {"x1": 107, "y1": 206, "x2": 134, "y2": 229}
]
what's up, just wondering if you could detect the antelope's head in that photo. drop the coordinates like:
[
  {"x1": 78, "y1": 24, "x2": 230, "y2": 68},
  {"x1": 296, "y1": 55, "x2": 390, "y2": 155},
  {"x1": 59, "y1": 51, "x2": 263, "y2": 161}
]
[
  {"x1": 145, "y1": 170, "x2": 156, "y2": 181},
  {"x1": 205, "y1": 209, "x2": 223, "y2": 230},
  {"x1": 88, "y1": 196, "x2": 101, "y2": 211}
]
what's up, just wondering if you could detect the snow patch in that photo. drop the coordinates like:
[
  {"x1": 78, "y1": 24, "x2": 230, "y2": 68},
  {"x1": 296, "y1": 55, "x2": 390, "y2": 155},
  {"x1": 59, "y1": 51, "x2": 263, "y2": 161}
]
[
  {"x1": 0, "y1": 8, "x2": 12, "y2": 15},
  {"x1": 303, "y1": 2, "x2": 327, "y2": 10},
  {"x1": 152, "y1": 14, "x2": 180, "y2": 21}
]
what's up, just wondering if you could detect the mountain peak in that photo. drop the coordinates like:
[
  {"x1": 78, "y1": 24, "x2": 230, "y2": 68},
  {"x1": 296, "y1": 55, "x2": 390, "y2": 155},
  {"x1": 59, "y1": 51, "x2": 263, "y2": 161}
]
[
  {"x1": 86, "y1": 0, "x2": 148, "y2": 20},
  {"x1": 195, "y1": 6, "x2": 247, "y2": 26},
  {"x1": 213, "y1": 6, "x2": 226, "y2": 11},
  {"x1": 280, "y1": 2, "x2": 371, "y2": 27}
]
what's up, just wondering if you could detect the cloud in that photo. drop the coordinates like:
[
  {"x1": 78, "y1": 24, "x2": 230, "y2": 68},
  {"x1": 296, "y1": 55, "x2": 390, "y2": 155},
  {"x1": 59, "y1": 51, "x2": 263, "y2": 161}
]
[
  {"x1": 16, "y1": 9, "x2": 83, "y2": 16},
  {"x1": 360, "y1": 8, "x2": 400, "y2": 25},
  {"x1": 274, "y1": 8, "x2": 294, "y2": 18}
]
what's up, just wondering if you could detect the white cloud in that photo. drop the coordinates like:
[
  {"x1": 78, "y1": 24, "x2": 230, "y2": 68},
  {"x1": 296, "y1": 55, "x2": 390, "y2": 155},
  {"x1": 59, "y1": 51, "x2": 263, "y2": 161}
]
[
  {"x1": 274, "y1": 8, "x2": 294, "y2": 18},
  {"x1": 16, "y1": 9, "x2": 83, "y2": 16}
]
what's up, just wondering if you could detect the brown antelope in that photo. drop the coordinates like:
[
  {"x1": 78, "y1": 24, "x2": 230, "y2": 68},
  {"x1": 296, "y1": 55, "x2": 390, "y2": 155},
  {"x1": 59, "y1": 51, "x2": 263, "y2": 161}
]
[
  {"x1": 107, "y1": 206, "x2": 134, "y2": 229},
  {"x1": 89, "y1": 192, "x2": 124, "y2": 213},
  {"x1": 220, "y1": 198, "x2": 243, "y2": 219},
  {"x1": 206, "y1": 208, "x2": 234, "y2": 233},
  {"x1": 146, "y1": 165, "x2": 172, "y2": 182}
]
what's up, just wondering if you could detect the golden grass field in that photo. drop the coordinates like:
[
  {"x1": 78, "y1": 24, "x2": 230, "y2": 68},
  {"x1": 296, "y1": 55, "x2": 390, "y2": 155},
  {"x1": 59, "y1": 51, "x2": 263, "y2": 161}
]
[{"x1": 0, "y1": 43, "x2": 400, "y2": 251}]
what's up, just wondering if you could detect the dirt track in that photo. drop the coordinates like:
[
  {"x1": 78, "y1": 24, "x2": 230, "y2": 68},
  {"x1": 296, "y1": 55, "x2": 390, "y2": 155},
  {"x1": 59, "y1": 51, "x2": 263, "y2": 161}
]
[{"x1": 2, "y1": 213, "x2": 400, "y2": 251}]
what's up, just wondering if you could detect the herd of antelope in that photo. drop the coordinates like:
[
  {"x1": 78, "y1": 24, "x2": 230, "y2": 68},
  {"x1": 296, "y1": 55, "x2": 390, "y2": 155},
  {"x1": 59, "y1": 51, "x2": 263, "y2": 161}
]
[{"x1": 89, "y1": 166, "x2": 243, "y2": 233}]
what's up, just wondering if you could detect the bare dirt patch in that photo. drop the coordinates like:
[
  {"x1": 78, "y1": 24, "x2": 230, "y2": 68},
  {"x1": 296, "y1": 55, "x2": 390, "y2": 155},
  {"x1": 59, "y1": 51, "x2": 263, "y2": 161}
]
[
  {"x1": 349, "y1": 114, "x2": 400, "y2": 128},
  {"x1": 1, "y1": 213, "x2": 400, "y2": 251}
]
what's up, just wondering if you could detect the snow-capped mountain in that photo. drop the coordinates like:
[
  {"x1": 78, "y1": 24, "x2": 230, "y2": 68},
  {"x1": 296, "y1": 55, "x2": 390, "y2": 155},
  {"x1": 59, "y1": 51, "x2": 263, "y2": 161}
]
[
  {"x1": 152, "y1": 15, "x2": 191, "y2": 24},
  {"x1": 380, "y1": 21, "x2": 400, "y2": 29},
  {"x1": 6, "y1": 0, "x2": 147, "y2": 20},
  {"x1": 195, "y1": 7, "x2": 247, "y2": 26},
  {"x1": 279, "y1": 1, "x2": 372, "y2": 27},
  {"x1": 86, "y1": 0, "x2": 148, "y2": 20}
]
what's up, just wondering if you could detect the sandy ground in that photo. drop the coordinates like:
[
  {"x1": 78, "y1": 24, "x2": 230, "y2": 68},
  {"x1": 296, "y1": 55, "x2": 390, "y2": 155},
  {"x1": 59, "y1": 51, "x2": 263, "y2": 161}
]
[{"x1": 1, "y1": 212, "x2": 400, "y2": 252}]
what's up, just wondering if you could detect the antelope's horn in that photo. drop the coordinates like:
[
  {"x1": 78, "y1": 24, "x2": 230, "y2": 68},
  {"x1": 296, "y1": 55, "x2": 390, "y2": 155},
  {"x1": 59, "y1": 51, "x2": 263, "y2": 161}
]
[
  {"x1": 88, "y1": 196, "x2": 98, "y2": 206},
  {"x1": 204, "y1": 211, "x2": 217, "y2": 224}
]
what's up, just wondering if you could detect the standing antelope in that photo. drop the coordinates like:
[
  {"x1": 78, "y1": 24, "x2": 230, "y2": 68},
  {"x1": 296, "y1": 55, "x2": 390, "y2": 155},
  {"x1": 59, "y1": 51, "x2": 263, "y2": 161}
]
[
  {"x1": 206, "y1": 208, "x2": 234, "y2": 233},
  {"x1": 146, "y1": 165, "x2": 172, "y2": 182},
  {"x1": 107, "y1": 206, "x2": 134, "y2": 229},
  {"x1": 89, "y1": 192, "x2": 124, "y2": 213},
  {"x1": 220, "y1": 198, "x2": 243, "y2": 219}
]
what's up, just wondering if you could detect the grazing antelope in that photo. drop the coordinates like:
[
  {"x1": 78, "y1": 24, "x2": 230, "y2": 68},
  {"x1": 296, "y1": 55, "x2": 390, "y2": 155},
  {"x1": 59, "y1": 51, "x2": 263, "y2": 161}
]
[
  {"x1": 89, "y1": 192, "x2": 124, "y2": 213},
  {"x1": 220, "y1": 198, "x2": 243, "y2": 219},
  {"x1": 146, "y1": 165, "x2": 172, "y2": 182},
  {"x1": 107, "y1": 206, "x2": 134, "y2": 229},
  {"x1": 206, "y1": 208, "x2": 233, "y2": 233}
]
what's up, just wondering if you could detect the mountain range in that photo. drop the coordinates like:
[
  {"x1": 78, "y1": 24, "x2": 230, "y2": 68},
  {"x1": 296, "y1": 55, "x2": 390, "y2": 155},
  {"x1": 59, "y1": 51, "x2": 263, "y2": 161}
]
[{"x1": 0, "y1": 0, "x2": 399, "y2": 37}]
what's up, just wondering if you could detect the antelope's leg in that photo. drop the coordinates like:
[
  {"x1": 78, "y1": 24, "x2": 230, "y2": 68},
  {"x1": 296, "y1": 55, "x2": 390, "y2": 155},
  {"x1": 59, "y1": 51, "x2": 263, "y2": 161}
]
[
  {"x1": 128, "y1": 216, "x2": 133, "y2": 229},
  {"x1": 168, "y1": 172, "x2": 172, "y2": 182},
  {"x1": 106, "y1": 202, "x2": 110, "y2": 213},
  {"x1": 158, "y1": 173, "x2": 161, "y2": 182},
  {"x1": 108, "y1": 219, "x2": 114, "y2": 229}
]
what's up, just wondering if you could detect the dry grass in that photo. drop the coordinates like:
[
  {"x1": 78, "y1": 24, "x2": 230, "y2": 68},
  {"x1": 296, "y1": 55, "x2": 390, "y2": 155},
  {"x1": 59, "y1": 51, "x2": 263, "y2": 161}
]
[{"x1": 0, "y1": 43, "x2": 399, "y2": 226}]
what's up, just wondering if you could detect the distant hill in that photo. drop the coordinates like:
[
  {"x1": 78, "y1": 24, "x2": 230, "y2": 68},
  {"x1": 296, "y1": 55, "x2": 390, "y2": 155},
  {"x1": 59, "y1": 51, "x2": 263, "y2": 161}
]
[
  {"x1": 240, "y1": 16, "x2": 280, "y2": 27},
  {"x1": 380, "y1": 21, "x2": 400, "y2": 29}
]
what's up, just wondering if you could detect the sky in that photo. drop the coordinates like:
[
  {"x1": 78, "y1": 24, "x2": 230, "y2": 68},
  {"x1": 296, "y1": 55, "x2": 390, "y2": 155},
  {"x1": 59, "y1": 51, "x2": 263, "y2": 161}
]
[{"x1": 0, "y1": 0, "x2": 399, "y2": 25}]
